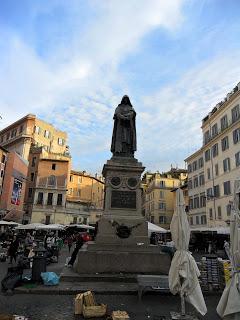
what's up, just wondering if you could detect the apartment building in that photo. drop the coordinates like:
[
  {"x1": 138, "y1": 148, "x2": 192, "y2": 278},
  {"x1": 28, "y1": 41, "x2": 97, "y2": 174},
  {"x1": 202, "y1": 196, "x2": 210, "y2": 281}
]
[
  {"x1": 0, "y1": 114, "x2": 68, "y2": 161},
  {"x1": 0, "y1": 151, "x2": 28, "y2": 222},
  {"x1": 24, "y1": 146, "x2": 72, "y2": 224},
  {"x1": 143, "y1": 168, "x2": 187, "y2": 229},
  {"x1": 68, "y1": 170, "x2": 104, "y2": 209},
  {"x1": 185, "y1": 82, "x2": 240, "y2": 228},
  {"x1": 0, "y1": 146, "x2": 8, "y2": 197}
]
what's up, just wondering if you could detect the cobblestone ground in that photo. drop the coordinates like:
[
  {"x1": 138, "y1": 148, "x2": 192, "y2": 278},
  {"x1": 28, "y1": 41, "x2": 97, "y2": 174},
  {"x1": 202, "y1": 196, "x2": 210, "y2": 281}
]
[{"x1": 0, "y1": 247, "x2": 222, "y2": 319}]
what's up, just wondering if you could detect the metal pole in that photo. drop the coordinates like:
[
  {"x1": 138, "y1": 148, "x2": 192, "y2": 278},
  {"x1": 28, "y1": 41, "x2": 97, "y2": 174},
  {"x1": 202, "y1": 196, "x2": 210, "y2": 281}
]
[{"x1": 181, "y1": 292, "x2": 186, "y2": 316}]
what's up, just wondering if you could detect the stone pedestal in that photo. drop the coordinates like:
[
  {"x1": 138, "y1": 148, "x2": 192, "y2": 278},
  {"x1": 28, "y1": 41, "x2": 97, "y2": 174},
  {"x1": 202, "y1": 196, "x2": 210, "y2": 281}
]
[{"x1": 76, "y1": 156, "x2": 171, "y2": 275}]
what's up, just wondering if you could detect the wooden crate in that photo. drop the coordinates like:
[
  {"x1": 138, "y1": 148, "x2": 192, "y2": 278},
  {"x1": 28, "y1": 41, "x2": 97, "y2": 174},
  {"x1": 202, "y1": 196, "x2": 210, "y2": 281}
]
[
  {"x1": 82, "y1": 304, "x2": 107, "y2": 318},
  {"x1": 83, "y1": 291, "x2": 96, "y2": 306},
  {"x1": 74, "y1": 293, "x2": 84, "y2": 315},
  {"x1": 112, "y1": 310, "x2": 130, "y2": 320}
]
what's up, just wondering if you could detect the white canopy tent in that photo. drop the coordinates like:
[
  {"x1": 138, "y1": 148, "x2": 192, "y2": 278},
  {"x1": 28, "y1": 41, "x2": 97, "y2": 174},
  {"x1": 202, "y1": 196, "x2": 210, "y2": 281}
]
[
  {"x1": 147, "y1": 222, "x2": 167, "y2": 236},
  {"x1": 190, "y1": 226, "x2": 231, "y2": 235},
  {"x1": 169, "y1": 188, "x2": 207, "y2": 317},
  {"x1": 15, "y1": 223, "x2": 45, "y2": 230},
  {"x1": 65, "y1": 224, "x2": 95, "y2": 230},
  {"x1": 36, "y1": 224, "x2": 65, "y2": 231},
  {"x1": 217, "y1": 179, "x2": 240, "y2": 319},
  {"x1": 0, "y1": 221, "x2": 20, "y2": 226}
]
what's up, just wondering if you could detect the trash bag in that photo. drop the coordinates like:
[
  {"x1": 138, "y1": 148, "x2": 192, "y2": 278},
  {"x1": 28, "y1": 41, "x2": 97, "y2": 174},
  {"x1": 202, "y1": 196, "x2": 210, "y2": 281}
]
[
  {"x1": 1, "y1": 273, "x2": 22, "y2": 292},
  {"x1": 40, "y1": 272, "x2": 59, "y2": 286}
]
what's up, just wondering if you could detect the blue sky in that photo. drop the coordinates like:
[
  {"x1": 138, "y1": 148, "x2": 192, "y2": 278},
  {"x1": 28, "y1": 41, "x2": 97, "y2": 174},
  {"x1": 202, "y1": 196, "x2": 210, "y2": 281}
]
[{"x1": 1, "y1": 0, "x2": 240, "y2": 175}]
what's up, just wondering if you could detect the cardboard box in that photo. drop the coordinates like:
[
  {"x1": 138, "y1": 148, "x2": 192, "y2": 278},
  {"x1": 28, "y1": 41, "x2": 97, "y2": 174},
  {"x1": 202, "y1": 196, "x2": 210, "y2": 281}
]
[
  {"x1": 112, "y1": 310, "x2": 130, "y2": 320},
  {"x1": 74, "y1": 293, "x2": 84, "y2": 315},
  {"x1": 83, "y1": 291, "x2": 96, "y2": 306}
]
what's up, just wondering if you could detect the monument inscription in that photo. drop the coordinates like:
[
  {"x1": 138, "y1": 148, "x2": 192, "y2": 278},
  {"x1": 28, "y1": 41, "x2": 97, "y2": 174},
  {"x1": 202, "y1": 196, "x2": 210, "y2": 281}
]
[{"x1": 111, "y1": 190, "x2": 136, "y2": 209}]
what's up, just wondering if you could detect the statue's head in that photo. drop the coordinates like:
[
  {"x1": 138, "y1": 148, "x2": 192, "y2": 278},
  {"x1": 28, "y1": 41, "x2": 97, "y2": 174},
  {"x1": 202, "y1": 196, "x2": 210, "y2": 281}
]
[{"x1": 121, "y1": 95, "x2": 132, "y2": 106}]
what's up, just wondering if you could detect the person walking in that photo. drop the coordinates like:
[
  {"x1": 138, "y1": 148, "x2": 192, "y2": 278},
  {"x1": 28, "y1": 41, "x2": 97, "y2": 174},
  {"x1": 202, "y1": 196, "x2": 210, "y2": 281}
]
[
  {"x1": 68, "y1": 234, "x2": 83, "y2": 267},
  {"x1": 8, "y1": 235, "x2": 19, "y2": 264},
  {"x1": 67, "y1": 235, "x2": 73, "y2": 253}
]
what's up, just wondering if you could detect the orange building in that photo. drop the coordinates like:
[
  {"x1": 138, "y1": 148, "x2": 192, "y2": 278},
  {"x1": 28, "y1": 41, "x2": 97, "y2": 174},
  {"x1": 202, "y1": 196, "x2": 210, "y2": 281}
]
[
  {"x1": 0, "y1": 114, "x2": 68, "y2": 161},
  {"x1": 0, "y1": 146, "x2": 8, "y2": 197},
  {"x1": 24, "y1": 146, "x2": 71, "y2": 224},
  {"x1": 68, "y1": 170, "x2": 104, "y2": 209},
  {"x1": 0, "y1": 151, "x2": 28, "y2": 222}
]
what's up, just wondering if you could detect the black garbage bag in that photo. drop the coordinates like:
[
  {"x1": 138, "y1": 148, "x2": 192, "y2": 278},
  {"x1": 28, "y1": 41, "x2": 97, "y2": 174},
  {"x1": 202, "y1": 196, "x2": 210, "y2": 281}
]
[
  {"x1": 1, "y1": 266, "x2": 23, "y2": 292},
  {"x1": 17, "y1": 256, "x2": 30, "y2": 269}
]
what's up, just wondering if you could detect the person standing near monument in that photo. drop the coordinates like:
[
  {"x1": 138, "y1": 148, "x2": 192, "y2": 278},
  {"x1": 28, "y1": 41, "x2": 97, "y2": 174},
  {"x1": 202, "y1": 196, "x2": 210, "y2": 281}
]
[{"x1": 111, "y1": 95, "x2": 136, "y2": 157}]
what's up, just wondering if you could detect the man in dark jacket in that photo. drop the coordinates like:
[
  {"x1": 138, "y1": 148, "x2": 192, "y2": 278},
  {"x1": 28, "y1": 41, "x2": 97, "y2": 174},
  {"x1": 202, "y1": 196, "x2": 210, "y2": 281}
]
[{"x1": 68, "y1": 234, "x2": 83, "y2": 267}]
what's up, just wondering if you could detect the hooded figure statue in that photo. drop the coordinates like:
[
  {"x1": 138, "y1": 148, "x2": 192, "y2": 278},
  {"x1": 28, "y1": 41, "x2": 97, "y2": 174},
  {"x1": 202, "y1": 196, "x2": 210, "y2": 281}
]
[{"x1": 111, "y1": 95, "x2": 137, "y2": 157}]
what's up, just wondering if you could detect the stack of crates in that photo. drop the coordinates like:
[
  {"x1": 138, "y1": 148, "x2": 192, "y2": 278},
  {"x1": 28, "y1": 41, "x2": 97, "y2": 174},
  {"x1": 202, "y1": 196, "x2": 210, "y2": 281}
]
[
  {"x1": 218, "y1": 259, "x2": 231, "y2": 290},
  {"x1": 200, "y1": 256, "x2": 221, "y2": 291}
]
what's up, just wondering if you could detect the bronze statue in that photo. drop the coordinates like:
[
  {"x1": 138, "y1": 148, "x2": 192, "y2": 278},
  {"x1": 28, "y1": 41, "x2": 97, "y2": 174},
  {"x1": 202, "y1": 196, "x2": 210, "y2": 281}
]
[{"x1": 111, "y1": 95, "x2": 136, "y2": 157}]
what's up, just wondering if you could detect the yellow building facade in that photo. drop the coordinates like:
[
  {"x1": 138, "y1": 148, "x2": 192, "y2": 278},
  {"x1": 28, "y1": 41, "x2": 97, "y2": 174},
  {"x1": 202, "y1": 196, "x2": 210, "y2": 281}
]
[
  {"x1": 143, "y1": 169, "x2": 187, "y2": 229},
  {"x1": 0, "y1": 114, "x2": 68, "y2": 161},
  {"x1": 185, "y1": 82, "x2": 240, "y2": 228}
]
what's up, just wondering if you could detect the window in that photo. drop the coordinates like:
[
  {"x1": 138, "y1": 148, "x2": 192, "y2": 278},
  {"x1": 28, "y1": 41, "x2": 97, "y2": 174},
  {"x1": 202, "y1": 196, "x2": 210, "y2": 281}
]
[
  {"x1": 187, "y1": 164, "x2": 192, "y2": 173},
  {"x1": 159, "y1": 216, "x2": 166, "y2": 224},
  {"x1": 212, "y1": 123, "x2": 218, "y2": 138},
  {"x1": 193, "y1": 196, "x2": 199, "y2": 209},
  {"x1": 52, "y1": 163, "x2": 56, "y2": 170},
  {"x1": 1, "y1": 170, "x2": 4, "y2": 178},
  {"x1": 235, "y1": 151, "x2": 240, "y2": 167},
  {"x1": 78, "y1": 176, "x2": 82, "y2": 183},
  {"x1": 223, "y1": 158, "x2": 231, "y2": 172},
  {"x1": 215, "y1": 164, "x2": 219, "y2": 176},
  {"x1": 226, "y1": 204, "x2": 231, "y2": 216},
  {"x1": 47, "y1": 193, "x2": 53, "y2": 205},
  {"x1": 192, "y1": 161, "x2": 197, "y2": 171},
  {"x1": 224, "y1": 181, "x2": 231, "y2": 195},
  {"x1": 201, "y1": 215, "x2": 207, "y2": 225},
  {"x1": 30, "y1": 173, "x2": 34, "y2": 181},
  {"x1": 233, "y1": 128, "x2": 240, "y2": 144},
  {"x1": 209, "y1": 208, "x2": 213, "y2": 220},
  {"x1": 217, "y1": 206, "x2": 222, "y2": 219},
  {"x1": 196, "y1": 216, "x2": 199, "y2": 225},
  {"x1": 57, "y1": 194, "x2": 63, "y2": 206},
  {"x1": 34, "y1": 126, "x2": 40, "y2": 134},
  {"x1": 221, "y1": 136, "x2": 229, "y2": 151},
  {"x1": 193, "y1": 176, "x2": 198, "y2": 188},
  {"x1": 31, "y1": 157, "x2": 36, "y2": 167},
  {"x1": 28, "y1": 188, "x2": 33, "y2": 198},
  {"x1": 212, "y1": 143, "x2": 218, "y2": 157},
  {"x1": 159, "y1": 191, "x2": 164, "y2": 199},
  {"x1": 159, "y1": 181, "x2": 165, "y2": 188},
  {"x1": 204, "y1": 130, "x2": 211, "y2": 144},
  {"x1": 188, "y1": 179, "x2": 192, "y2": 189},
  {"x1": 189, "y1": 197, "x2": 193, "y2": 210},
  {"x1": 0, "y1": 135, "x2": 4, "y2": 143},
  {"x1": 58, "y1": 138, "x2": 63, "y2": 145},
  {"x1": 1, "y1": 154, "x2": 6, "y2": 164},
  {"x1": 19, "y1": 125, "x2": 23, "y2": 133},
  {"x1": 205, "y1": 149, "x2": 211, "y2": 161},
  {"x1": 199, "y1": 173, "x2": 205, "y2": 186},
  {"x1": 45, "y1": 215, "x2": 50, "y2": 225},
  {"x1": 37, "y1": 192, "x2": 43, "y2": 205},
  {"x1": 77, "y1": 189, "x2": 81, "y2": 197},
  {"x1": 221, "y1": 115, "x2": 228, "y2": 131},
  {"x1": 73, "y1": 217, "x2": 77, "y2": 224},
  {"x1": 207, "y1": 168, "x2": 211, "y2": 180},
  {"x1": 48, "y1": 175, "x2": 56, "y2": 186},
  {"x1": 207, "y1": 188, "x2": 213, "y2": 198},
  {"x1": 159, "y1": 202, "x2": 166, "y2": 210},
  {"x1": 6, "y1": 132, "x2": 10, "y2": 140},
  {"x1": 11, "y1": 129, "x2": 17, "y2": 138},
  {"x1": 190, "y1": 217, "x2": 193, "y2": 225},
  {"x1": 214, "y1": 185, "x2": 220, "y2": 198},
  {"x1": 70, "y1": 175, "x2": 73, "y2": 182},
  {"x1": 232, "y1": 104, "x2": 240, "y2": 123},
  {"x1": 200, "y1": 193, "x2": 206, "y2": 207},
  {"x1": 198, "y1": 157, "x2": 204, "y2": 168},
  {"x1": 44, "y1": 130, "x2": 50, "y2": 138}
]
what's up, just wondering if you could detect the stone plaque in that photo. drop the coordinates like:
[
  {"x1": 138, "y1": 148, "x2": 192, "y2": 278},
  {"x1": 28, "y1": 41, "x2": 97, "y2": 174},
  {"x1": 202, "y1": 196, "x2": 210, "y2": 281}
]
[{"x1": 111, "y1": 190, "x2": 136, "y2": 209}]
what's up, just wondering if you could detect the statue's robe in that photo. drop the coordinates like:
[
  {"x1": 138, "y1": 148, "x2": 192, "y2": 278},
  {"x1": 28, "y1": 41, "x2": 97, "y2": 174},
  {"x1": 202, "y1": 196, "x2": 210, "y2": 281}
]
[{"x1": 111, "y1": 104, "x2": 136, "y2": 156}]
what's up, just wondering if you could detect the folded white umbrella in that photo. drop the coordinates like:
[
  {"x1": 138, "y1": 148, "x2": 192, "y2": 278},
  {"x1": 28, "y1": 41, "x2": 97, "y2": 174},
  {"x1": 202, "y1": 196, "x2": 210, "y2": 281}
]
[
  {"x1": 169, "y1": 188, "x2": 207, "y2": 316},
  {"x1": 217, "y1": 179, "x2": 240, "y2": 319}
]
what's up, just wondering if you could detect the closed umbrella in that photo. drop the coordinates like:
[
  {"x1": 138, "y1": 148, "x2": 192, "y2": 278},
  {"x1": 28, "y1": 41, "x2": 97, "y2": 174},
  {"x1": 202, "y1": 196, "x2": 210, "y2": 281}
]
[
  {"x1": 169, "y1": 188, "x2": 207, "y2": 317},
  {"x1": 217, "y1": 179, "x2": 240, "y2": 319}
]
